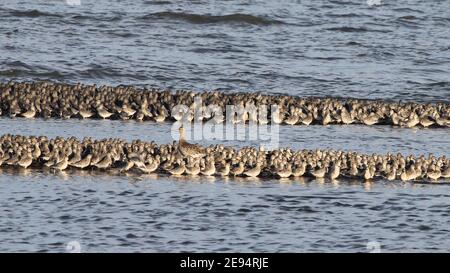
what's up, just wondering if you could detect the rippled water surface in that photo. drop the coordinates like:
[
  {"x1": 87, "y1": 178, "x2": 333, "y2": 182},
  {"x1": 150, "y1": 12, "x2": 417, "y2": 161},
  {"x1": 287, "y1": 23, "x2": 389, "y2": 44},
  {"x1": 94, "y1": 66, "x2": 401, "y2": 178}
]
[
  {"x1": 1, "y1": 0, "x2": 450, "y2": 101},
  {"x1": 1, "y1": 0, "x2": 450, "y2": 252}
]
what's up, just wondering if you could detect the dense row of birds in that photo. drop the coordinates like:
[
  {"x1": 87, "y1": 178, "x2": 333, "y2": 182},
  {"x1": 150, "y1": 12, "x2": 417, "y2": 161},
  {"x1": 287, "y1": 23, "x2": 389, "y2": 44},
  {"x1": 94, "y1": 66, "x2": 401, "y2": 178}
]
[
  {"x1": 1, "y1": 132, "x2": 449, "y2": 182},
  {"x1": 1, "y1": 81, "x2": 450, "y2": 127}
]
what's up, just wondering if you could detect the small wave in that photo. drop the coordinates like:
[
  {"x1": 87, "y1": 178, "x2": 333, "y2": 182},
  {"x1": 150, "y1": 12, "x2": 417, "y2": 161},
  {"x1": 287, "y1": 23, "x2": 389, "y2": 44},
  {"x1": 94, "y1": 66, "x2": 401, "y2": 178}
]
[
  {"x1": 139, "y1": 12, "x2": 284, "y2": 26},
  {"x1": 143, "y1": 0, "x2": 172, "y2": 5},
  {"x1": 392, "y1": 7, "x2": 424, "y2": 14},
  {"x1": 70, "y1": 14, "x2": 123, "y2": 22},
  {"x1": 433, "y1": 16, "x2": 450, "y2": 23},
  {"x1": 346, "y1": 41, "x2": 363, "y2": 46},
  {"x1": 326, "y1": 26, "x2": 390, "y2": 33},
  {"x1": 7, "y1": 9, "x2": 62, "y2": 18},
  {"x1": 189, "y1": 46, "x2": 244, "y2": 54},
  {"x1": 395, "y1": 15, "x2": 420, "y2": 27},
  {"x1": 3, "y1": 60, "x2": 34, "y2": 70},
  {"x1": 78, "y1": 64, "x2": 148, "y2": 81},
  {"x1": 104, "y1": 30, "x2": 139, "y2": 38},
  {"x1": 305, "y1": 56, "x2": 347, "y2": 61},
  {"x1": 0, "y1": 68, "x2": 66, "y2": 79},
  {"x1": 0, "y1": 61, "x2": 67, "y2": 79},
  {"x1": 328, "y1": 0, "x2": 361, "y2": 6},
  {"x1": 427, "y1": 81, "x2": 450, "y2": 87},
  {"x1": 325, "y1": 13, "x2": 365, "y2": 18},
  {"x1": 398, "y1": 15, "x2": 418, "y2": 20}
]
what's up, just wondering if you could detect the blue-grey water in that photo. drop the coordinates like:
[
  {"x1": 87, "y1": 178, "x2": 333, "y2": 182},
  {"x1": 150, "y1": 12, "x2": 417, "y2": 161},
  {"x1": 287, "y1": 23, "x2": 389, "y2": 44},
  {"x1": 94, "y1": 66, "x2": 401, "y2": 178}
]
[{"x1": 1, "y1": 0, "x2": 450, "y2": 252}]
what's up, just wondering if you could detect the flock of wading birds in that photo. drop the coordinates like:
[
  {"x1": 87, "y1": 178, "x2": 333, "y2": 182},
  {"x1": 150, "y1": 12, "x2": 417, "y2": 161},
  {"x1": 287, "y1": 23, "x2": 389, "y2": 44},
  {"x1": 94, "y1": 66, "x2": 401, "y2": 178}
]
[{"x1": 0, "y1": 81, "x2": 449, "y2": 182}]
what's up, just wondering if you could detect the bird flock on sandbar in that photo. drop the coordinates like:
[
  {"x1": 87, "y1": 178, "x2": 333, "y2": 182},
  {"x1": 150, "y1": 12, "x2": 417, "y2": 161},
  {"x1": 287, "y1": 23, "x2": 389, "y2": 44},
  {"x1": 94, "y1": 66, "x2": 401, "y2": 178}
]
[
  {"x1": 1, "y1": 81, "x2": 449, "y2": 128},
  {"x1": 1, "y1": 131, "x2": 449, "y2": 182},
  {"x1": 0, "y1": 81, "x2": 449, "y2": 183}
]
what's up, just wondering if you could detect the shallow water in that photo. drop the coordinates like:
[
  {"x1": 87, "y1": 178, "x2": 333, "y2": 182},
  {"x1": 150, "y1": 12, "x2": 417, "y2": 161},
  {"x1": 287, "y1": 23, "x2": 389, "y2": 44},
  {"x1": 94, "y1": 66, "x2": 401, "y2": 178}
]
[
  {"x1": 1, "y1": 117, "x2": 450, "y2": 157},
  {"x1": 2, "y1": 168, "x2": 450, "y2": 252},
  {"x1": 1, "y1": 0, "x2": 450, "y2": 252},
  {"x1": 1, "y1": 118, "x2": 450, "y2": 252}
]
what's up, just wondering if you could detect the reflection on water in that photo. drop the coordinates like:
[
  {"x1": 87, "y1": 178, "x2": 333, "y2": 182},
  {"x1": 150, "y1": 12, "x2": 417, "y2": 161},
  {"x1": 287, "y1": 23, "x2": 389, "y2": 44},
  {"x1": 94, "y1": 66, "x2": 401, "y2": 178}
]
[{"x1": 1, "y1": 167, "x2": 450, "y2": 252}]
